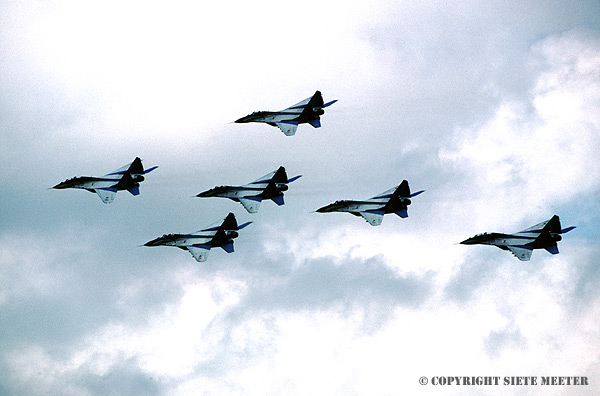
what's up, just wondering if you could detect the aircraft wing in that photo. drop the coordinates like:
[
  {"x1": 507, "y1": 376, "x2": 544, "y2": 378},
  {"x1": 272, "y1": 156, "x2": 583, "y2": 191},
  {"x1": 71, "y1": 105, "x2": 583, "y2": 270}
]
[
  {"x1": 239, "y1": 196, "x2": 262, "y2": 213},
  {"x1": 285, "y1": 94, "x2": 315, "y2": 112},
  {"x1": 507, "y1": 245, "x2": 533, "y2": 261},
  {"x1": 104, "y1": 158, "x2": 138, "y2": 176},
  {"x1": 104, "y1": 157, "x2": 157, "y2": 176},
  {"x1": 197, "y1": 212, "x2": 240, "y2": 236},
  {"x1": 359, "y1": 210, "x2": 384, "y2": 226},
  {"x1": 249, "y1": 167, "x2": 284, "y2": 185},
  {"x1": 517, "y1": 216, "x2": 556, "y2": 234},
  {"x1": 95, "y1": 188, "x2": 117, "y2": 204},
  {"x1": 369, "y1": 186, "x2": 398, "y2": 202},
  {"x1": 276, "y1": 121, "x2": 299, "y2": 136},
  {"x1": 187, "y1": 245, "x2": 211, "y2": 262}
]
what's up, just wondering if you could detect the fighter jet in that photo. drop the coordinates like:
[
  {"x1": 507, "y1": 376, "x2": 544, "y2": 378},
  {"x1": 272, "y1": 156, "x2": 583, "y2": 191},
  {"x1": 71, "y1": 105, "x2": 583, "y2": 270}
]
[
  {"x1": 143, "y1": 213, "x2": 252, "y2": 262},
  {"x1": 316, "y1": 180, "x2": 425, "y2": 226},
  {"x1": 234, "y1": 90, "x2": 337, "y2": 136},
  {"x1": 196, "y1": 166, "x2": 302, "y2": 213},
  {"x1": 52, "y1": 157, "x2": 158, "y2": 204},
  {"x1": 459, "y1": 215, "x2": 576, "y2": 261}
]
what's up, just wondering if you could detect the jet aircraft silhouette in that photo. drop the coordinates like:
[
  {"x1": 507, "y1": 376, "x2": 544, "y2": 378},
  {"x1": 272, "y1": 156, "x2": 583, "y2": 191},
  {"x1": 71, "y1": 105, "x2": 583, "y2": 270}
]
[
  {"x1": 460, "y1": 215, "x2": 575, "y2": 261},
  {"x1": 52, "y1": 157, "x2": 158, "y2": 204},
  {"x1": 196, "y1": 166, "x2": 301, "y2": 213},
  {"x1": 234, "y1": 90, "x2": 337, "y2": 136},
  {"x1": 316, "y1": 180, "x2": 424, "y2": 226},
  {"x1": 144, "y1": 213, "x2": 252, "y2": 262}
]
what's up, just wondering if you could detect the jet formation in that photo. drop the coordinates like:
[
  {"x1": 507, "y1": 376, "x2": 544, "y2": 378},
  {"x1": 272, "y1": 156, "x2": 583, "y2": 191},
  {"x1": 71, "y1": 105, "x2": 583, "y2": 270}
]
[
  {"x1": 234, "y1": 90, "x2": 337, "y2": 136},
  {"x1": 52, "y1": 157, "x2": 158, "y2": 204},
  {"x1": 316, "y1": 180, "x2": 425, "y2": 226},
  {"x1": 49, "y1": 92, "x2": 577, "y2": 263},
  {"x1": 460, "y1": 215, "x2": 576, "y2": 261},
  {"x1": 196, "y1": 166, "x2": 301, "y2": 213},
  {"x1": 144, "y1": 213, "x2": 252, "y2": 262}
]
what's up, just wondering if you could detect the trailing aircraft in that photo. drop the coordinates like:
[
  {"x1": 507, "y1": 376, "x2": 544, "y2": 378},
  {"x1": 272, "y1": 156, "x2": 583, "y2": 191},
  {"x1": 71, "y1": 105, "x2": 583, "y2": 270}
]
[
  {"x1": 52, "y1": 157, "x2": 158, "y2": 204},
  {"x1": 196, "y1": 166, "x2": 301, "y2": 213},
  {"x1": 144, "y1": 213, "x2": 252, "y2": 262},
  {"x1": 459, "y1": 215, "x2": 576, "y2": 261},
  {"x1": 316, "y1": 180, "x2": 425, "y2": 226},
  {"x1": 234, "y1": 90, "x2": 337, "y2": 136}
]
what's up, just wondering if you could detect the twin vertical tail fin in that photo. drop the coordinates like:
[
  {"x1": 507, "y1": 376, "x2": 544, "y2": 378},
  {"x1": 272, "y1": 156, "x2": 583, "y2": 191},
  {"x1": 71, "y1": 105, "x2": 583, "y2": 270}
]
[
  {"x1": 127, "y1": 157, "x2": 158, "y2": 175},
  {"x1": 271, "y1": 166, "x2": 289, "y2": 183},
  {"x1": 394, "y1": 180, "x2": 411, "y2": 198},
  {"x1": 221, "y1": 212, "x2": 239, "y2": 230},
  {"x1": 127, "y1": 157, "x2": 144, "y2": 174},
  {"x1": 533, "y1": 215, "x2": 576, "y2": 254}
]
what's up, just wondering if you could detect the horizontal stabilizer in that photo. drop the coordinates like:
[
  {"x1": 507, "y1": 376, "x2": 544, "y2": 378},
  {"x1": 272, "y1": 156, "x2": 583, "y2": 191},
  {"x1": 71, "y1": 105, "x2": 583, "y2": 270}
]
[
  {"x1": 144, "y1": 165, "x2": 159, "y2": 174},
  {"x1": 238, "y1": 221, "x2": 253, "y2": 230},
  {"x1": 395, "y1": 208, "x2": 408, "y2": 218},
  {"x1": 308, "y1": 119, "x2": 321, "y2": 128},
  {"x1": 507, "y1": 245, "x2": 533, "y2": 261},
  {"x1": 187, "y1": 245, "x2": 211, "y2": 262},
  {"x1": 276, "y1": 121, "x2": 298, "y2": 136},
  {"x1": 288, "y1": 175, "x2": 302, "y2": 183},
  {"x1": 545, "y1": 245, "x2": 560, "y2": 255},
  {"x1": 360, "y1": 211, "x2": 384, "y2": 226},
  {"x1": 519, "y1": 215, "x2": 559, "y2": 234},
  {"x1": 561, "y1": 226, "x2": 576, "y2": 234},
  {"x1": 239, "y1": 197, "x2": 261, "y2": 213},
  {"x1": 411, "y1": 189, "x2": 425, "y2": 197},
  {"x1": 271, "y1": 195, "x2": 284, "y2": 206},
  {"x1": 128, "y1": 186, "x2": 140, "y2": 196},
  {"x1": 221, "y1": 242, "x2": 234, "y2": 253},
  {"x1": 324, "y1": 99, "x2": 338, "y2": 107},
  {"x1": 95, "y1": 188, "x2": 117, "y2": 204}
]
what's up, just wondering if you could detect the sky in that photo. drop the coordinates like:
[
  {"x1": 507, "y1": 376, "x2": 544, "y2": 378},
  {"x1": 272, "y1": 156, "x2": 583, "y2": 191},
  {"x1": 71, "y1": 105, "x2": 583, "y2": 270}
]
[{"x1": 1, "y1": 1, "x2": 599, "y2": 395}]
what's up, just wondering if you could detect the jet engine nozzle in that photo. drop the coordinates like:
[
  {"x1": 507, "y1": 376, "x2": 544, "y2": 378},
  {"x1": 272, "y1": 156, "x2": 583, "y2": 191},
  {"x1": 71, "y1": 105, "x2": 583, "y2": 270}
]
[
  {"x1": 275, "y1": 183, "x2": 288, "y2": 191},
  {"x1": 226, "y1": 231, "x2": 239, "y2": 238},
  {"x1": 551, "y1": 233, "x2": 562, "y2": 241},
  {"x1": 132, "y1": 175, "x2": 145, "y2": 182},
  {"x1": 313, "y1": 108, "x2": 325, "y2": 115}
]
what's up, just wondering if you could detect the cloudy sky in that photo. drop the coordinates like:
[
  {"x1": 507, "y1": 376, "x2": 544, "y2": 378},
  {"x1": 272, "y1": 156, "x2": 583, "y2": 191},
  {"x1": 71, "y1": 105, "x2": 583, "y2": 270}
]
[{"x1": 1, "y1": 1, "x2": 599, "y2": 395}]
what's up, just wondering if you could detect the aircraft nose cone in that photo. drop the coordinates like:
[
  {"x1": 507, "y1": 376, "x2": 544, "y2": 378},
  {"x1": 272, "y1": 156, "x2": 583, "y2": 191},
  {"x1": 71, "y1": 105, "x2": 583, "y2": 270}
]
[
  {"x1": 196, "y1": 190, "x2": 218, "y2": 198},
  {"x1": 234, "y1": 115, "x2": 252, "y2": 123}
]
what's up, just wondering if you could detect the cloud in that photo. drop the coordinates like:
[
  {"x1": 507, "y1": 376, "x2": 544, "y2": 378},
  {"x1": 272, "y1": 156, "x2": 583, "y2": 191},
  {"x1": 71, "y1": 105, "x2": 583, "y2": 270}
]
[
  {"x1": 1, "y1": 1, "x2": 600, "y2": 395},
  {"x1": 439, "y1": 29, "x2": 600, "y2": 231}
]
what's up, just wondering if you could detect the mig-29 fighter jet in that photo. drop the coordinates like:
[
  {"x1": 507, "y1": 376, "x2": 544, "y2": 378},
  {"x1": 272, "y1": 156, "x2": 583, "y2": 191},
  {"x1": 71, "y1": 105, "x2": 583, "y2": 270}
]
[
  {"x1": 52, "y1": 157, "x2": 158, "y2": 204},
  {"x1": 144, "y1": 213, "x2": 252, "y2": 262},
  {"x1": 316, "y1": 180, "x2": 425, "y2": 226},
  {"x1": 459, "y1": 215, "x2": 576, "y2": 261},
  {"x1": 196, "y1": 166, "x2": 302, "y2": 213},
  {"x1": 234, "y1": 90, "x2": 337, "y2": 136}
]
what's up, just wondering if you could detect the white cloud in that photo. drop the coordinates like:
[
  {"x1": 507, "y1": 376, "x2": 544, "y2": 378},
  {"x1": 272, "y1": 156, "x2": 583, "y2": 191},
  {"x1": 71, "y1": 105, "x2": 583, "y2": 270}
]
[
  {"x1": 2, "y1": 0, "x2": 600, "y2": 394},
  {"x1": 440, "y1": 30, "x2": 600, "y2": 230}
]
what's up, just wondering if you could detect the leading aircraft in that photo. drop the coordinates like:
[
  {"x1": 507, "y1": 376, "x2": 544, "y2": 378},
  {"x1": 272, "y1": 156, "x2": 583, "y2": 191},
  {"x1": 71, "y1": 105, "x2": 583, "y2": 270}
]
[
  {"x1": 459, "y1": 215, "x2": 576, "y2": 261},
  {"x1": 196, "y1": 166, "x2": 302, "y2": 213},
  {"x1": 234, "y1": 90, "x2": 337, "y2": 136},
  {"x1": 316, "y1": 180, "x2": 425, "y2": 226},
  {"x1": 52, "y1": 157, "x2": 158, "y2": 204},
  {"x1": 144, "y1": 213, "x2": 252, "y2": 262}
]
